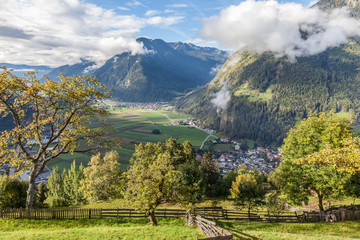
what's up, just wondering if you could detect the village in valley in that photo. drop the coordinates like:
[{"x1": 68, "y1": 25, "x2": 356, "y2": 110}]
[{"x1": 197, "y1": 139, "x2": 282, "y2": 176}]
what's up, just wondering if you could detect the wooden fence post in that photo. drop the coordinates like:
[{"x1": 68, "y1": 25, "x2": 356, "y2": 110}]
[{"x1": 89, "y1": 209, "x2": 91, "y2": 219}]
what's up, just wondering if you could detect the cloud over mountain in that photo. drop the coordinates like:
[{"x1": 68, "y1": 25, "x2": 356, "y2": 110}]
[
  {"x1": 0, "y1": 0, "x2": 183, "y2": 67},
  {"x1": 201, "y1": 0, "x2": 360, "y2": 60}
]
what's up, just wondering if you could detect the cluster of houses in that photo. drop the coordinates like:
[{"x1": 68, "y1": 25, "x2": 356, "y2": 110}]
[
  {"x1": 215, "y1": 147, "x2": 281, "y2": 175},
  {"x1": 198, "y1": 137, "x2": 282, "y2": 175}
]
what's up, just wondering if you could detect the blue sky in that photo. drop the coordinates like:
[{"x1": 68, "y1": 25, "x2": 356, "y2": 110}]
[
  {"x1": 3, "y1": 0, "x2": 350, "y2": 67},
  {"x1": 86, "y1": 0, "x2": 315, "y2": 43}
]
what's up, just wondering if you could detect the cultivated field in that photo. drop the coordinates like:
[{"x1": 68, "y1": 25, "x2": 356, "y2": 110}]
[{"x1": 48, "y1": 107, "x2": 216, "y2": 171}]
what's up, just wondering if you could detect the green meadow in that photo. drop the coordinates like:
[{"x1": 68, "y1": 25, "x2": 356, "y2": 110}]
[
  {"x1": 233, "y1": 83, "x2": 274, "y2": 102},
  {"x1": 0, "y1": 218, "x2": 201, "y2": 240},
  {"x1": 217, "y1": 220, "x2": 360, "y2": 240},
  {"x1": 48, "y1": 107, "x2": 216, "y2": 171}
]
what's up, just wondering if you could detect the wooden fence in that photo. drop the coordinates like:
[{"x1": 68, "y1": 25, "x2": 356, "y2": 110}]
[
  {"x1": 0, "y1": 208, "x2": 186, "y2": 220},
  {"x1": 2, "y1": 206, "x2": 359, "y2": 223},
  {"x1": 302, "y1": 206, "x2": 360, "y2": 222},
  {"x1": 189, "y1": 214, "x2": 233, "y2": 240},
  {"x1": 192, "y1": 207, "x2": 300, "y2": 222}
]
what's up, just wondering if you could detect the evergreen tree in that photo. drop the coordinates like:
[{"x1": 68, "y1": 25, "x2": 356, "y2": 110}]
[
  {"x1": 45, "y1": 168, "x2": 67, "y2": 207},
  {"x1": 63, "y1": 161, "x2": 84, "y2": 205},
  {"x1": 35, "y1": 181, "x2": 48, "y2": 207},
  {"x1": 201, "y1": 152, "x2": 220, "y2": 196}
]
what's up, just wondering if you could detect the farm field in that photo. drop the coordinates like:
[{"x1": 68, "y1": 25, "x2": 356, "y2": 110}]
[
  {"x1": 0, "y1": 218, "x2": 201, "y2": 240},
  {"x1": 48, "y1": 107, "x2": 216, "y2": 171},
  {"x1": 217, "y1": 220, "x2": 360, "y2": 240}
]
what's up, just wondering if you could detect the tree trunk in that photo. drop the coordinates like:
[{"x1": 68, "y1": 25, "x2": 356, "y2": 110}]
[
  {"x1": 26, "y1": 174, "x2": 37, "y2": 209},
  {"x1": 148, "y1": 211, "x2": 157, "y2": 226},
  {"x1": 318, "y1": 194, "x2": 324, "y2": 212},
  {"x1": 26, "y1": 162, "x2": 46, "y2": 209}
]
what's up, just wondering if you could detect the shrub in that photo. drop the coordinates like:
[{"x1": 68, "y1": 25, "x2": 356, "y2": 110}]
[{"x1": 0, "y1": 175, "x2": 28, "y2": 208}]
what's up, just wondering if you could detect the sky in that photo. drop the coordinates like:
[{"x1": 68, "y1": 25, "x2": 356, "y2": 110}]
[{"x1": 2, "y1": 0, "x2": 358, "y2": 67}]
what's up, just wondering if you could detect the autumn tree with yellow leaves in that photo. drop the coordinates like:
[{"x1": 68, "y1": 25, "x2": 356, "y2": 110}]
[
  {"x1": 0, "y1": 67, "x2": 116, "y2": 209},
  {"x1": 273, "y1": 112, "x2": 360, "y2": 211}
]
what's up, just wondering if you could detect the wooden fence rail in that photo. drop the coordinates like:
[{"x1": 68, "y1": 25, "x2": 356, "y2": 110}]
[
  {"x1": 2, "y1": 206, "x2": 359, "y2": 223},
  {"x1": 192, "y1": 207, "x2": 300, "y2": 222},
  {"x1": 191, "y1": 214, "x2": 233, "y2": 240},
  {"x1": 0, "y1": 208, "x2": 186, "y2": 220}
]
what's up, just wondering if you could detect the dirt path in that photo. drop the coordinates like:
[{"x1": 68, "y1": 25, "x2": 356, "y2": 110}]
[{"x1": 200, "y1": 133, "x2": 215, "y2": 149}]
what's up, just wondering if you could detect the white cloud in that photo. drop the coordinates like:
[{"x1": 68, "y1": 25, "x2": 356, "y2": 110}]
[
  {"x1": 185, "y1": 38, "x2": 218, "y2": 48},
  {"x1": 145, "y1": 10, "x2": 161, "y2": 17},
  {"x1": 147, "y1": 16, "x2": 184, "y2": 27},
  {"x1": 211, "y1": 84, "x2": 230, "y2": 109},
  {"x1": 201, "y1": 0, "x2": 360, "y2": 60},
  {"x1": 126, "y1": 0, "x2": 149, "y2": 9},
  {"x1": 210, "y1": 64, "x2": 222, "y2": 75},
  {"x1": 118, "y1": 7, "x2": 130, "y2": 11},
  {"x1": 0, "y1": 0, "x2": 184, "y2": 67},
  {"x1": 171, "y1": 4, "x2": 189, "y2": 8}
]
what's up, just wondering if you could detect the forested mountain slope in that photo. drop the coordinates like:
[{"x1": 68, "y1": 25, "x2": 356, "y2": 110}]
[{"x1": 177, "y1": 0, "x2": 360, "y2": 145}]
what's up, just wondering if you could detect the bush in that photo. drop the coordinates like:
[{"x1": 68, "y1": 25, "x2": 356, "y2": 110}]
[
  {"x1": 152, "y1": 129, "x2": 161, "y2": 134},
  {"x1": 45, "y1": 196, "x2": 68, "y2": 208},
  {"x1": 0, "y1": 175, "x2": 28, "y2": 208}
]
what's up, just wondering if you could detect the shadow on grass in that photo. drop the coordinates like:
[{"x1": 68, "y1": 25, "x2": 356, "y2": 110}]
[{"x1": 216, "y1": 221, "x2": 261, "y2": 240}]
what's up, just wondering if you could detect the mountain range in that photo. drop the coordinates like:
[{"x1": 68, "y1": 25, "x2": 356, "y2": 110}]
[
  {"x1": 46, "y1": 38, "x2": 228, "y2": 102},
  {"x1": 0, "y1": 63, "x2": 53, "y2": 79}
]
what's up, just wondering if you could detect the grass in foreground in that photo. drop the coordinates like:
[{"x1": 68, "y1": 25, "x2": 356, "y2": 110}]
[
  {"x1": 218, "y1": 220, "x2": 360, "y2": 240},
  {"x1": 0, "y1": 218, "x2": 201, "y2": 240}
]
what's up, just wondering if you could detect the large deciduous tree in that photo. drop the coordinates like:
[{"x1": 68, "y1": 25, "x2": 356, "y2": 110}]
[
  {"x1": 230, "y1": 169, "x2": 268, "y2": 219},
  {"x1": 273, "y1": 112, "x2": 360, "y2": 211},
  {"x1": 0, "y1": 67, "x2": 115, "y2": 208},
  {"x1": 80, "y1": 151, "x2": 123, "y2": 203},
  {"x1": 125, "y1": 138, "x2": 203, "y2": 226}
]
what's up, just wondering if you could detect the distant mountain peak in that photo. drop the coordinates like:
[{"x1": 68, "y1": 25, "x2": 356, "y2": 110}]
[
  {"x1": 46, "y1": 38, "x2": 228, "y2": 102},
  {"x1": 315, "y1": 0, "x2": 360, "y2": 17}
]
